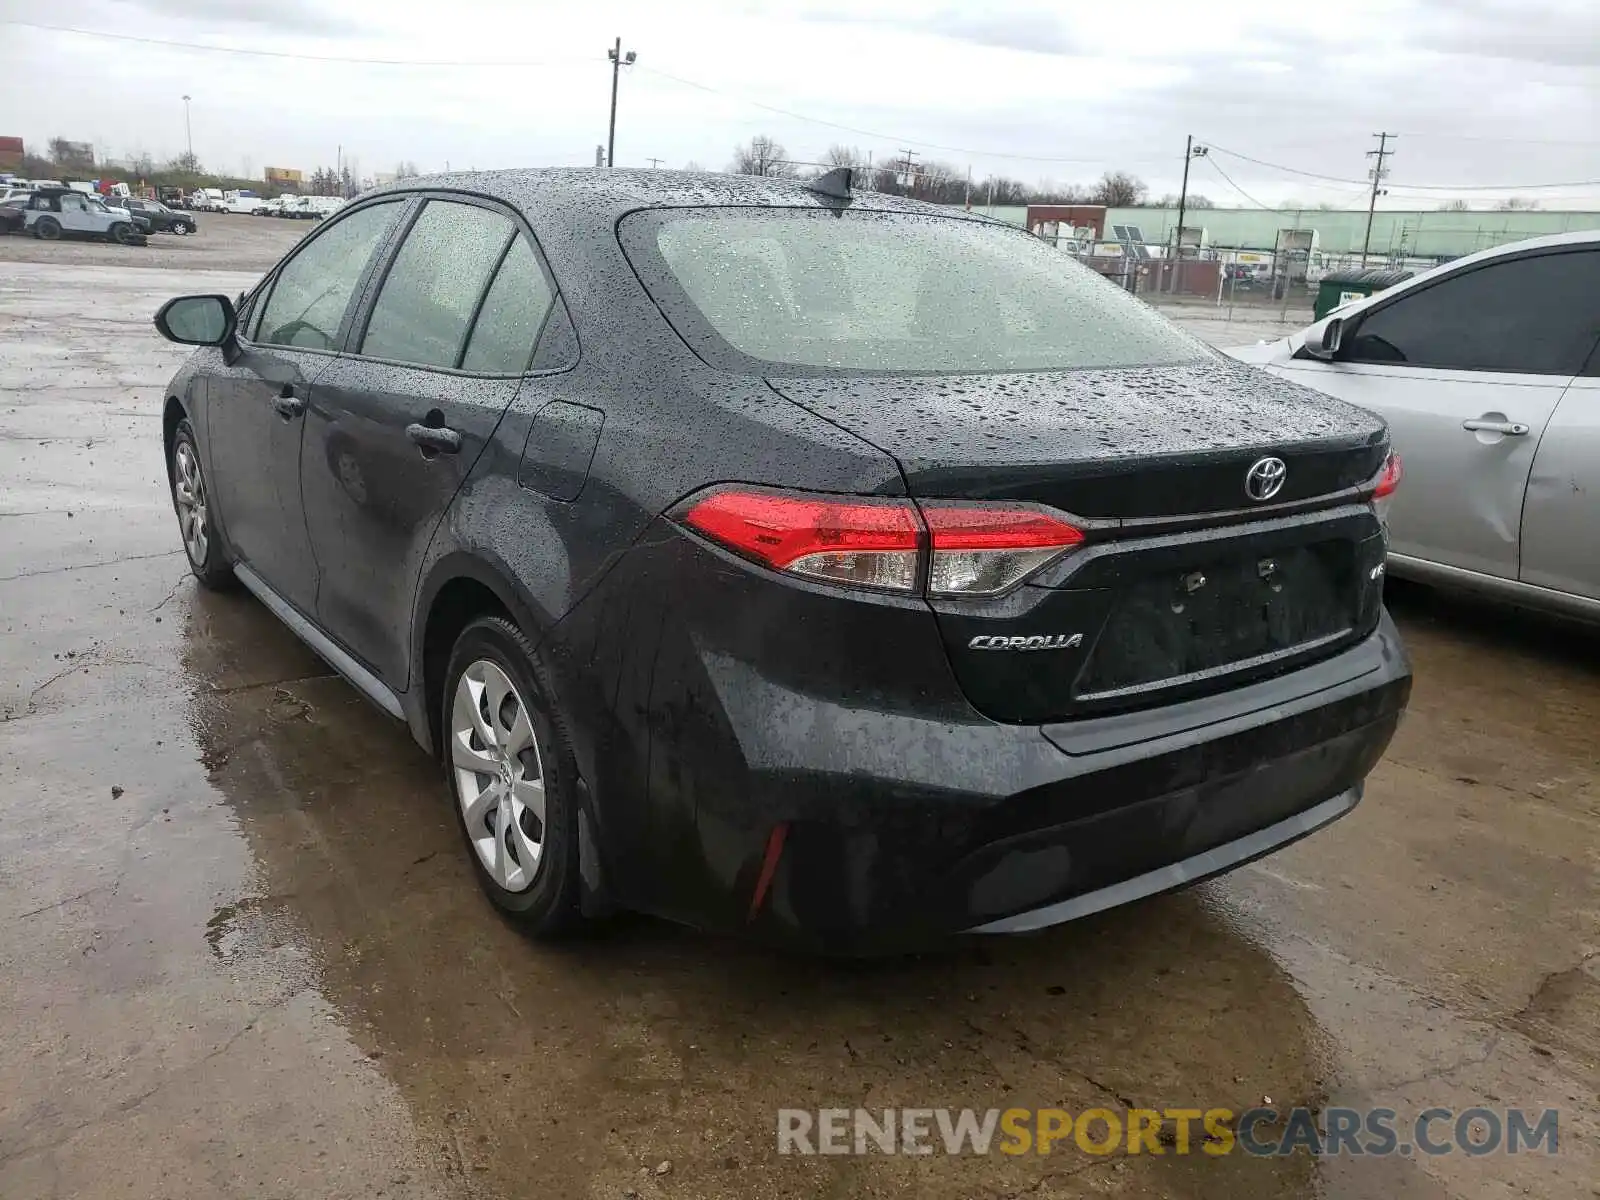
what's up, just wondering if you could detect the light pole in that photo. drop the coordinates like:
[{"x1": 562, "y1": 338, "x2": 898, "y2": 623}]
[
  {"x1": 182, "y1": 94, "x2": 193, "y2": 163},
  {"x1": 605, "y1": 38, "x2": 636, "y2": 168},
  {"x1": 1172, "y1": 136, "x2": 1207, "y2": 294}
]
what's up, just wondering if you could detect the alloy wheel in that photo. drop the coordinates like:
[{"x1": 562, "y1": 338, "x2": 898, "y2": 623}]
[
  {"x1": 172, "y1": 441, "x2": 208, "y2": 564},
  {"x1": 450, "y1": 660, "x2": 547, "y2": 893}
]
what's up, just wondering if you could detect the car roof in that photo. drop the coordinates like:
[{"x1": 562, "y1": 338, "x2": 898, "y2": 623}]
[{"x1": 361, "y1": 167, "x2": 999, "y2": 227}]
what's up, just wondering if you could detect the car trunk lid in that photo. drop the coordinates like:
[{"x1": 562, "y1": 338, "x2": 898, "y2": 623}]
[
  {"x1": 769, "y1": 360, "x2": 1391, "y2": 722},
  {"x1": 767, "y1": 359, "x2": 1387, "y2": 518}
]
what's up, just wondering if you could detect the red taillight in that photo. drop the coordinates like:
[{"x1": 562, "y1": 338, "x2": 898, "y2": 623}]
[
  {"x1": 681, "y1": 488, "x2": 922, "y2": 592},
  {"x1": 1373, "y1": 451, "x2": 1402, "y2": 499},
  {"x1": 679, "y1": 487, "x2": 1084, "y2": 596},
  {"x1": 921, "y1": 504, "x2": 1084, "y2": 596}
]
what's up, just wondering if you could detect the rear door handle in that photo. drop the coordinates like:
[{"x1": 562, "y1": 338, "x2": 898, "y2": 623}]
[
  {"x1": 1462, "y1": 418, "x2": 1529, "y2": 435},
  {"x1": 271, "y1": 385, "x2": 306, "y2": 419},
  {"x1": 406, "y1": 423, "x2": 462, "y2": 454}
]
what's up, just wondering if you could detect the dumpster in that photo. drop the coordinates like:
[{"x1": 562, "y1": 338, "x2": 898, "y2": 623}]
[{"x1": 1314, "y1": 268, "x2": 1414, "y2": 320}]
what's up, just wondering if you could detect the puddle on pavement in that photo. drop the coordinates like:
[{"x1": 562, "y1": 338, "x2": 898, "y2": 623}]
[{"x1": 177, "y1": 586, "x2": 1347, "y2": 1199}]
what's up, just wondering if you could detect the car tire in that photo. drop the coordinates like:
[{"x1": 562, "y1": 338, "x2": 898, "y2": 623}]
[
  {"x1": 442, "y1": 616, "x2": 584, "y2": 935},
  {"x1": 168, "y1": 419, "x2": 234, "y2": 589},
  {"x1": 34, "y1": 217, "x2": 61, "y2": 241},
  {"x1": 171, "y1": 222, "x2": 189, "y2": 236},
  {"x1": 111, "y1": 221, "x2": 137, "y2": 245}
]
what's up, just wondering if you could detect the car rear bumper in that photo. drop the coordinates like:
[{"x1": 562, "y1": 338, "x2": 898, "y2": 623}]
[
  {"x1": 670, "y1": 615, "x2": 1406, "y2": 954},
  {"x1": 556, "y1": 527, "x2": 1411, "y2": 954}
]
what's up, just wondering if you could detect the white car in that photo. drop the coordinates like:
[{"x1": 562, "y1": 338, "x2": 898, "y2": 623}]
[{"x1": 1230, "y1": 230, "x2": 1600, "y2": 622}]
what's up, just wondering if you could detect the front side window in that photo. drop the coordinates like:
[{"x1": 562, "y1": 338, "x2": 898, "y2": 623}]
[
  {"x1": 1343, "y1": 250, "x2": 1600, "y2": 375},
  {"x1": 622, "y1": 208, "x2": 1208, "y2": 374},
  {"x1": 255, "y1": 201, "x2": 402, "y2": 351},
  {"x1": 360, "y1": 200, "x2": 514, "y2": 369}
]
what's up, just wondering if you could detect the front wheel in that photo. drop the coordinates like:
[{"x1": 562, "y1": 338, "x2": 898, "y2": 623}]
[
  {"x1": 171, "y1": 221, "x2": 190, "y2": 236},
  {"x1": 33, "y1": 217, "x2": 61, "y2": 241},
  {"x1": 169, "y1": 420, "x2": 234, "y2": 589},
  {"x1": 443, "y1": 616, "x2": 583, "y2": 934}
]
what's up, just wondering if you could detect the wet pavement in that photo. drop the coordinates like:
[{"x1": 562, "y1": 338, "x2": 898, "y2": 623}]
[{"x1": 1, "y1": 254, "x2": 1595, "y2": 1199}]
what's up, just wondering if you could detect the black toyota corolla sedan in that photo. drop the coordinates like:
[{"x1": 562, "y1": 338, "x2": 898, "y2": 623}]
[{"x1": 154, "y1": 168, "x2": 1410, "y2": 953}]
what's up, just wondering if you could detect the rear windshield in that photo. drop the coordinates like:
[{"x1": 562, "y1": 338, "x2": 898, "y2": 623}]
[{"x1": 622, "y1": 208, "x2": 1207, "y2": 374}]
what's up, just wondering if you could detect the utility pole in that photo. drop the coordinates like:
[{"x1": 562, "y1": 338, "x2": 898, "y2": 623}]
[
  {"x1": 605, "y1": 37, "x2": 636, "y2": 168},
  {"x1": 1172, "y1": 136, "x2": 1208, "y2": 294},
  {"x1": 1361, "y1": 132, "x2": 1395, "y2": 267},
  {"x1": 646, "y1": 157, "x2": 664, "y2": 169},
  {"x1": 182, "y1": 94, "x2": 192, "y2": 162},
  {"x1": 964, "y1": 164, "x2": 972, "y2": 211},
  {"x1": 896, "y1": 148, "x2": 919, "y2": 196}
]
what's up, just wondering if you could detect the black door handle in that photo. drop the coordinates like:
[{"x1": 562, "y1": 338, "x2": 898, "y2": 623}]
[
  {"x1": 271, "y1": 387, "x2": 306, "y2": 419},
  {"x1": 406, "y1": 423, "x2": 462, "y2": 454}
]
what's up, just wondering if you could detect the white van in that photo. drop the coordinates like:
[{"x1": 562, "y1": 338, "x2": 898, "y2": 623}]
[{"x1": 191, "y1": 188, "x2": 225, "y2": 212}]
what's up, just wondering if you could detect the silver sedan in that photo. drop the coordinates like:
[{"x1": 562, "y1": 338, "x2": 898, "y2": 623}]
[{"x1": 1232, "y1": 230, "x2": 1600, "y2": 623}]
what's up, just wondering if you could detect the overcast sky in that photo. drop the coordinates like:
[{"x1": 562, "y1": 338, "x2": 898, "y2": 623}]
[{"x1": 3, "y1": 0, "x2": 1598, "y2": 208}]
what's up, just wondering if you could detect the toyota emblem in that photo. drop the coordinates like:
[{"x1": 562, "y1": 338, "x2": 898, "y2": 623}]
[{"x1": 1244, "y1": 456, "x2": 1287, "y2": 502}]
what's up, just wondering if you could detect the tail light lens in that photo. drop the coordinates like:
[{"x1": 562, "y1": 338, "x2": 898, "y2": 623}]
[
  {"x1": 1371, "y1": 451, "x2": 1402, "y2": 528},
  {"x1": 921, "y1": 504, "x2": 1085, "y2": 596},
  {"x1": 680, "y1": 489, "x2": 922, "y2": 591},
  {"x1": 679, "y1": 487, "x2": 1083, "y2": 597}
]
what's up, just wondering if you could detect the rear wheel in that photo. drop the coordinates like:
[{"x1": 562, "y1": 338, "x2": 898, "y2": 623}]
[
  {"x1": 34, "y1": 217, "x2": 61, "y2": 241},
  {"x1": 442, "y1": 616, "x2": 583, "y2": 934},
  {"x1": 111, "y1": 221, "x2": 137, "y2": 245},
  {"x1": 169, "y1": 420, "x2": 234, "y2": 589}
]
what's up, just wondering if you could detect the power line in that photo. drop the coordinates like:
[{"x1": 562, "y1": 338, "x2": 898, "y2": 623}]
[
  {"x1": 0, "y1": 19, "x2": 582, "y2": 66},
  {"x1": 1204, "y1": 144, "x2": 1370, "y2": 186},
  {"x1": 633, "y1": 64, "x2": 1168, "y2": 166},
  {"x1": 1202, "y1": 156, "x2": 1278, "y2": 210},
  {"x1": 1206, "y1": 139, "x2": 1600, "y2": 193}
]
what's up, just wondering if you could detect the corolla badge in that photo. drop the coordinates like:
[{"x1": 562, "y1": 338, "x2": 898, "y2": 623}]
[
  {"x1": 1244, "y1": 456, "x2": 1287, "y2": 502},
  {"x1": 968, "y1": 633, "x2": 1084, "y2": 651}
]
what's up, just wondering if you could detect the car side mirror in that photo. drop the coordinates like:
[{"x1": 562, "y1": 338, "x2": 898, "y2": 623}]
[
  {"x1": 154, "y1": 294, "x2": 236, "y2": 346},
  {"x1": 1301, "y1": 315, "x2": 1344, "y2": 360}
]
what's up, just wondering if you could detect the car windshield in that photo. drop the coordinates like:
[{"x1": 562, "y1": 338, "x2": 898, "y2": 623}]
[{"x1": 626, "y1": 208, "x2": 1206, "y2": 374}]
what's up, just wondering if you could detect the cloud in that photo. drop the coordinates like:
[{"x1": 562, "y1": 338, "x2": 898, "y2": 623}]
[
  {"x1": 1428, "y1": 0, "x2": 1600, "y2": 68},
  {"x1": 801, "y1": 4, "x2": 1083, "y2": 57},
  {"x1": 112, "y1": 0, "x2": 358, "y2": 36}
]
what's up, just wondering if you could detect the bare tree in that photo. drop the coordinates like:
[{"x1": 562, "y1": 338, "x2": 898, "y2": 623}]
[
  {"x1": 1496, "y1": 196, "x2": 1539, "y2": 211},
  {"x1": 394, "y1": 160, "x2": 420, "y2": 179},
  {"x1": 1090, "y1": 171, "x2": 1147, "y2": 207},
  {"x1": 1437, "y1": 199, "x2": 1471, "y2": 212},
  {"x1": 1030, "y1": 180, "x2": 1092, "y2": 204},
  {"x1": 1156, "y1": 192, "x2": 1214, "y2": 208},
  {"x1": 978, "y1": 176, "x2": 1029, "y2": 205},
  {"x1": 132, "y1": 151, "x2": 156, "y2": 179},
  {"x1": 824, "y1": 144, "x2": 863, "y2": 170},
  {"x1": 731, "y1": 135, "x2": 791, "y2": 177},
  {"x1": 684, "y1": 160, "x2": 707, "y2": 172},
  {"x1": 167, "y1": 151, "x2": 202, "y2": 174}
]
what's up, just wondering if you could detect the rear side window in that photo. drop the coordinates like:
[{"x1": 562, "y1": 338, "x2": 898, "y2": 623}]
[
  {"x1": 621, "y1": 208, "x2": 1206, "y2": 374},
  {"x1": 1343, "y1": 250, "x2": 1600, "y2": 375},
  {"x1": 460, "y1": 237, "x2": 555, "y2": 373},
  {"x1": 361, "y1": 200, "x2": 514, "y2": 369},
  {"x1": 255, "y1": 201, "x2": 401, "y2": 351}
]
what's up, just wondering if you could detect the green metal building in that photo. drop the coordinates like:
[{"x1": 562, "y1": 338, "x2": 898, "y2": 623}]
[{"x1": 970, "y1": 205, "x2": 1600, "y2": 259}]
